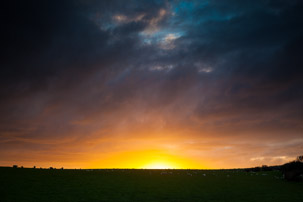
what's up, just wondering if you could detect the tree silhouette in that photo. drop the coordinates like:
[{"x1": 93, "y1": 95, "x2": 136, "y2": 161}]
[{"x1": 282, "y1": 155, "x2": 303, "y2": 181}]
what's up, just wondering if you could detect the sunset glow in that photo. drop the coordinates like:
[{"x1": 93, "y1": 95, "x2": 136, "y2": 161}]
[{"x1": 142, "y1": 162, "x2": 178, "y2": 169}]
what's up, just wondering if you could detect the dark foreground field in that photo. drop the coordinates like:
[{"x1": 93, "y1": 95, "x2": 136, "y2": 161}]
[{"x1": 0, "y1": 167, "x2": 302, "y2": 202}]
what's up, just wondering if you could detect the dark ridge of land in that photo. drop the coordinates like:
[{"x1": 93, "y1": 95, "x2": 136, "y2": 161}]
[{"x1": 0, "y1": 167, "x2": 302, "y2": 202}]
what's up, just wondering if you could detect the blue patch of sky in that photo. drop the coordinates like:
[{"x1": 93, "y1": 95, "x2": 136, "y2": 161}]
[{"x1": 172, "y1": 0, "x2": 238, "y2": 25}]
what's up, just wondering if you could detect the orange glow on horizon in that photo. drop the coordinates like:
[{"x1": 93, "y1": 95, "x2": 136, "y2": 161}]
[
  {"x1": 2, "y1": 130, "x2": 297, "y2": 169},
  {"x1": 88, "y1": 149, "x2": 208, "y2": 169},
  {"x1": 142, "y1": 162, "x2": 179, "y2": 169}
]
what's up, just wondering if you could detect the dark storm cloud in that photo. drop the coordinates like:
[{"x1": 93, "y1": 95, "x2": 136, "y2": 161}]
[
  {"x1": 0, "y1": 0, "x2": 302, "y2": 167},
  {"x1": 0, "y1": 0, "x2": 172, "y2": 143},
  {"x1": 165, "y1": 0, "x2": 303, "y2": 136}
]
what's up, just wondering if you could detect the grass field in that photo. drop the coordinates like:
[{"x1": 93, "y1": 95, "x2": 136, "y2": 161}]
[{"x1": 0, "y1": 167, "x2": 302, "y2": 202}]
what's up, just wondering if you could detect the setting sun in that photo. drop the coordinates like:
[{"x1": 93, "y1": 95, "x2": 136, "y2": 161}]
[
  {"x1": 142, "y1": 162, "x2": 179, "y2": 169},
  {"x1": 87, "y1": 148, "x2": 208, "y2": 169}
]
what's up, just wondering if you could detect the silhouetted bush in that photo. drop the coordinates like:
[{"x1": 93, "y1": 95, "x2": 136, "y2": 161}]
[
  {"x1": 282, "y1": 156, "x2": 303, "y2": 181},
  {"x1": 12, "y1": 165, "x2": 18, "y2": 168},
  {"x1": 296, "y1": 155, "x2": 303, "y2": 162}
]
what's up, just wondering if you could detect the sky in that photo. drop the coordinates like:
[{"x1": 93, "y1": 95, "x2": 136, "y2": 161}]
[{"x1": 0, "y1": 0, "x2": 302, "y2": 169}]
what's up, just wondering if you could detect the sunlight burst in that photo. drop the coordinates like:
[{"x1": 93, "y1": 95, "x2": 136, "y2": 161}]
[{"x1": 142, "y1": 162, "x2": 178, "y2": 169}]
